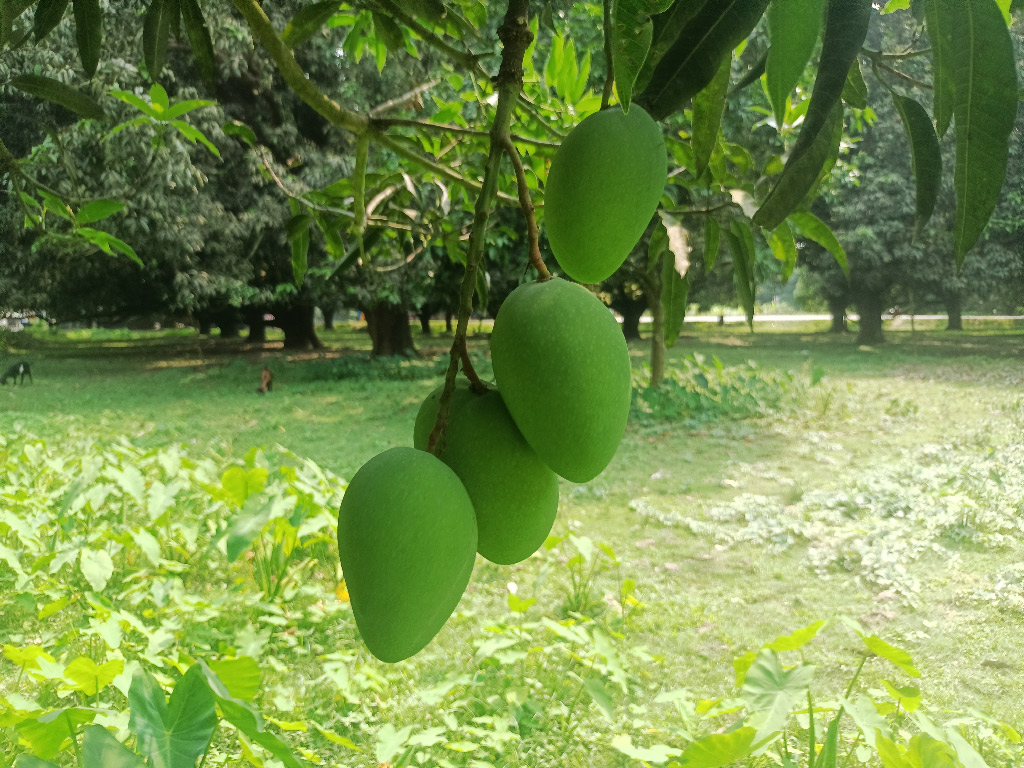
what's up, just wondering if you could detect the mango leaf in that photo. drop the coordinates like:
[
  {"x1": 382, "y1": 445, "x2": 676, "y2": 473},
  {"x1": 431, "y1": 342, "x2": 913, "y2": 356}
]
[
  {"x1": 726, "y1": 220, "x2": 756, "y2": 329},
  {"x1": 128, "y1": 666, "x2": 217, "y2": 768},
  {"x1": 72, "y1": 0, "x2": 101, "y2": 77},
  {"x1": 691, "y1": 53, "x2": 731, "y2": 177},
  {"x1": 79, "y1": 548, "x2": 114, "y2": 591},
  {"x1": 81, "y1": 725, "x2": 144, "y2": 768},
  {"x1": 660, "y1": 217, "x2": 690, "y2": 348},
  {"x1": 740, "y1": 650, "x2": 815, "y2": 741},
  {"x1": 33, "y1": 0, "x2": 69, "y2": 40},
  {"x1": 282, "y1": 1, "x2": 339, "y2": 48},
  {"x1": 892, "y1": 94, "x2": 941, "y2": 237},
  {"x1": 637, "y1": 0, "x2": 771, "y2": 120},
  {"x1": 766, "y1": 0, "x2": 826, "y2": 126},
  {"x1": 222, "y1": 120, "x2": 257, "y2": 146},
  {"x1": 404, "y1": 0, "x2": 444, "y2": 23},
  {"x1": 634, "y1": 1, "x2": 704, "y2": 94},
  {"x1": 704, "y1": 217, "x2": 720, "y2": 271},
  {"x1": 948, "y1": 0, "x2": 1018, "y2": 267},
  {"x1": 923, "y1": 0, "x2": 955, "y2": 137},
  {"x1": 179, "y1": 0, "x2": 216, "y2": 90},
  {"x1": 76, "y1": 227, "x2": 142, "y2": 265},
  {"x1": 143, "y1": 0, "x2": 176, "y2": 81},
  {"x1": 788, "y1": 211, "x2": 847, "y2": 277},
  {"x1": 753, "y1": 103, "x2": 843, "y2": 229},
  {"x1": 288, "y1": 213, "x2": 311, "y2": 287},
  {"x1": 611, "y1": 734, "x2": 681, "y2": 764},
  {"x1": 169, "y1": 120, "x2": 219, "y2": 157},
  {"x1": 753, "y1": 0, "x2": 870, "y2": 228},
  {"x1": 730, "y1": 48, "x2": 768, "y2": 94},
  {"x1": 17, "y1": 708, "x2": 99, "y2": 760},
  {"x1": 841, "y1": 59, "x2": 868, "y2": 109},
  {"x1": 10, "y1": 75, "x2": 105, "y2": 120},
  {"x1": 611, "y1": 0, "x2": 675, "y2": 111},
  {"x1": 372, "y1": 11, "x2": 404, "y2": 53},
  {"x1": 76, "y1": 200, "x2": 125, "y2": 225},
  {"x1": 672, "y1": 726, "x2": 757, "y2": 768},
  {"x1": 769, "y1": 221, "x2": 798, "y2": 282},
  {"x1": 65, "y1": 656, "x2": 123, "y2": 696}
]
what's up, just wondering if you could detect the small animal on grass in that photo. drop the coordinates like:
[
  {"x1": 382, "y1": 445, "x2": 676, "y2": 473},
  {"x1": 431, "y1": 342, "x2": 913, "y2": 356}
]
[
  {"x1": 256, "y1": 366, "x2": 273, "y2": 395},
  {"x1": 0, "y1": 361, "x2": 32, "y2": 385}
]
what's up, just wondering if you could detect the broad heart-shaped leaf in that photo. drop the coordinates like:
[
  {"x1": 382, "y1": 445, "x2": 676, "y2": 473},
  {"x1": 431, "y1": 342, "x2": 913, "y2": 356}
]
[
  {"x1": 892, "y1": 94, "x2": 941, "y2": 238},
  {"x1": 764, "y1": 619, "x2": 827, "y2": 653},
  {"x1": 128, "y1": 666, "x2": 217, "y2": 768},
  {"x1": 948, "y1": 0, "x2": 1018, "y2": 267},
  {"x1": 33, "y1": 0, "x2": 69, "y2": 41},
  {"x1": 637, "y1": 0, "x2": 771, "y2": 120},
  {"x1": 72, "y1": 0, "x2": 101, "y2": 77},
  {"x1": 753, "y1": 103, "x2": 843, "y2": 230},
  {"x1": 769, "y1": 221, "x2": 797, "y2": 282},
  {"x1": 766, "y1": 0, "x2": 826, "y2": 126},
  {"x1": 634, "y1": 1, "x2": 705, "y2": 94},
  {"x1": 611, "y1": 734, "x2": 681, "y2": 764},
  {"x1": 17, "y1": 708, "x2": 99, "y2": 760},
  {"x1": 671, "y1": 726, "x2": 757, "y2": 768},
  {"x1": 611, "y1": 0, "x2": 674, "y2": 111},
  {"x1": 740, "y1": 650, "x2": 815, "y2": 741},
  {"x1": 923, "y1": 0, "x2": 955, "y2": 137},
  {"x1": 79, "y1": 547, "x2": 114, "y2": 591},
  {"x1": 13, "y1": 756, "x2": 60, "y2": 768},
  {"x1": 82, "y1": 725, "x2": 144, "y2": 768},
  {"x1": 858, "y1": 633, "x2": 920, "y2": 677},
  {"x1": 10, "y1": 75, "x2": 105, "y2": 120},
  {"x1": 726, "y1": 220, "x2": 756, "y2": 329},
  {"x1": 753, "y1": 0, "x2": 869, "y2": 228},
  {"x1": 206, "y1": 657, "x2": 261, "y2": 701},
  {"x1": 281, "y1": 1, "x2": 339, "y2": 48},
  {"x1": 143, "y1": 0, "x2": 176, "y2": 81},
  {"x1": 788, "y1": 211, "x2": 847, "y2": 277},
  {"x1": 65, "y1": 656, "x2": 123, "y2": 696},
  {"x1": 691, "y1": 53, "x2": 731, "y2": 177},
  {"x1": 179, "y1": 0, "x2": 216, "y2": 90}
]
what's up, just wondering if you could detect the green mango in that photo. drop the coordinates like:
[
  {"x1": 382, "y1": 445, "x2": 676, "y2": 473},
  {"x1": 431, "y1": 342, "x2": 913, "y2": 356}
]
[
  {"x1": 490, "y1": 278, "x2": 632, "y2": 483},
  {"x1": 415, "y1": 382, "x2": 559, "y2": 565},
  {"x1": 544, "y1": 105, "x2": 667, "y2": 284},
  {"x1": 337, "y1": 447, "x2": 477, "y2": 662}
]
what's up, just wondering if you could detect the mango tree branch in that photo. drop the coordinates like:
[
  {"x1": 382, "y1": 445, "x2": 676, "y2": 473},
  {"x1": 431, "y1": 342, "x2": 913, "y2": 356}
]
[
  {"x1": 371, "y1": 117, "x2": 560, "y2": 150},
  {"x1": 501, "y1": 137, "x2": 550, "y2": 279},
  {"x1": 427, "y1": 0, "x2": 533, "y2": 454},
  {"x1": 369, "y1": 79, "x2": 442, "y2": 117}
]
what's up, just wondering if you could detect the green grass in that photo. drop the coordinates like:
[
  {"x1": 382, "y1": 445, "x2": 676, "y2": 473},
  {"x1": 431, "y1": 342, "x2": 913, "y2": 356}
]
[{"x1": 2, "y1": 321, "x2": 1023, "y2": 766}]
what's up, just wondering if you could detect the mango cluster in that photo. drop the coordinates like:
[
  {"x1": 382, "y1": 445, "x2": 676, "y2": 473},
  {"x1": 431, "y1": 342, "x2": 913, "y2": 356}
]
[{"x1": 337, "y1": 278, "x2": 632, "y2": 663}]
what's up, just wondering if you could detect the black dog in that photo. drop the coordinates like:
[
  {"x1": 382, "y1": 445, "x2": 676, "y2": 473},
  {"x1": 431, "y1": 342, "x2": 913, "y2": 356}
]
[{"x1": 1, "y1": 361, "x2": 32, "y2": 385}]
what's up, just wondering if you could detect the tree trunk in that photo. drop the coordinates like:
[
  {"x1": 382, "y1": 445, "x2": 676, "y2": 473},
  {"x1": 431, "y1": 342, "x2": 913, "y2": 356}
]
[
  {"x1": 274, "y1": 304, "x2": 323, "y2": 350},
  {"x1": 219, "y1": 321, "x2": 240, "y2": 339},
  {"x1": 945, "y1": 291, "x2": 963, "y2": 331},
  {"x1": 197, "y1": 316, "x2": 212, "y2": 335},
  {"x1": 418, "y1": 305, "x2": 434, "y2": 336},
  {"x1": 245, "y1": 309, "x2": 267, "y2": 344},
  {"x1": 855, "y1": 294, "x2": 886, "y2": 345},
  {"x1": 444, "y1": 311, "x2": 453, "y2": 333},
  {"x1": 620, "y1": 303, "x2": 644, "y2": 341},
  {"x1": 364, "y1": 303, "x2": 416, "y2": 357},
  {"x1": 320, "y1": 303, "x2": 336, "y2": 331},
  {"x1": 828, "y1": 299, "x2": 848, "y2": 333},
  {"x1": 647, "y1": 283, "x2": 666, "y2": 387}
]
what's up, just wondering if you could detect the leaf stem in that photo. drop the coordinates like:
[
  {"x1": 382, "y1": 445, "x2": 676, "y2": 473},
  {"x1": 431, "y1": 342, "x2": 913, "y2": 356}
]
[
  {"x1": 426, "y1": 0, "x2": 533, "y2": 454},
  {"x1": 844, "y1": 654, "x2": 869, "y2": 699},
  {"x1": 501, "y1": 136, "x2": 550, "y2": 279}
]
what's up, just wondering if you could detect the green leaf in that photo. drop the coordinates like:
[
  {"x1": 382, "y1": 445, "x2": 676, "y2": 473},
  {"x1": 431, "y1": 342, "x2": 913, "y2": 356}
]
[
  {"x1": 769, "y1": 221, "x2": 798, "y2": 282},
  {"x1": 128, "y1": 666, "x2": 217, "y2": 768},
  {"x1": 891, "y1": 94, "x2": 941, "y2": 237},
  {"x1": 817, "y1": 714, "x2": 841, "y2": 768},
  {"x1": 704, "y1": 217, "x2": 720, "y2": 271},
  {"x1": 583, "y1": 677, "x2": 615, "y2": 721},
  {"x1": 76, "y1": 227, "x2": 143, "y2": 265},
  {"x1": 13, "y1": 756, "x2": 61, "y2": 768},
  {"x1": 475, "y1": 268, "x2": 489, "y2": 313},
  {"x1": 169, "y1": 119, "x2": 220, "y2": 157},
  {"x1": 288, "y1": 213, "x2": 311, "y2": 287},
  {"x1": 17, "y1": 709, "x2": 98, "y2": 760},
  {"x1": 754, "y1": 0, "x2": 869, "y2": 228},
  {"x1": 726, "y1": 220, "x2": 756, "y2": 329},
  {"x1": 859, "y1": 634, "x2": 921, "y2": 677},
  {"x1": 218, "y1": 698, "x2": 304, "y2": 768},
  {"x1": 691, "y1": 53, "x2": 731, "y2": 177},
  {"x1": 637, "y1": 0, "x2": 771, "y2": 120},
  {"x1": 206, "y1": 658, "x2": 261, "y2": 701},
  {"x1": 79, "y1": 548, "x2": 114, "y2": 591},
  {"x1": 611, "y1": 734, "x2": 681, "y2": 764},
  {"x1": 179, "y1": 0, "x2": 216, "y2": 90},
  {"x1": 65, "y1": 656, "x2": 123, "y2": 696},
  {"x1": 882, "y1": 679, "x2": 922, "y2": 711},
  {"x1": 740, "y1": 650, "x2": 815, "y2": 741},
  {"x1": 766, "y1": 0, "x2": 826, "y2": 126},
  {"x1": 788, "y1": 211, "x2": 847, "y2": 277},
  {"x1": 404, "y1": 0, "x2": 445, "y2": 23},
  {"x1": 222, "y1": 120, "x2": 257, "y2": 146},
  {"x1": 143, "y1": 0, "x2": 176, "y2": 81},
  {"x1": 282, "y1": 1, "x2": 339, "y2": 48},
  {"x1": 163, "y1": 99, "x2": 214, "y2": 120},
  {"x1": 372, "y1": 11, "x2": 404, "y2": 52},
  {"x1": 764, "y1": 619, "x2": 827, "y2": 652},
  {"x1": 659, "y1": 215, "x2": 691, "y2": 348},
  {"x1": 674, "y1": 727, "x2": 757, "y2": 768},
  {"x1": 375, "y1": 723, "x2": 414, "y2": 765},
  {"x1": 730, "y1": 47, "x2": 768, "y2": 94},
  {"x1": 76, "y1": 199, "x2": 125, "y2": 224},
  {"x1": 33, "y1": 0, "x2": 69, "y2": 40},
  {"x1": 72, "y1": 0, "x2": 101, "y2": 77},
  {"x1": 923, "y1": 0, "x2": 955, "y2": 137},
  {"x1": 111, "y1": 89, "x2": 162, "y2": 119},
  {"x1": 611, "y1": 0, "x2": 675, "y2": 111},
  {"x1": 947, "y1": 0, "x2": 1018, "y2": 267},
  {"x1": 839, "y1": 695, "x2": 889, "y2": 748},
  {"x1": 225, "y1": 497, "x2": 278, "y2": 562},
  {"x1": 635, "y1": 1, "x2": 705, "y2": 94},
  {"x1": 81, "y1": 725, "x2": 145, "y2": 768},
  {"x1": 882, "y1": 0, "x2": 910, "y2": 11},
  {"x1": 10, "y1": 75, "x2": 105, "y2": 120},
  {"x1": 753, "y1": 102, "x2": 843, "y2": 230},
  {"x1": 841, "y1": 58, "x2": 867, "y2": 109}
]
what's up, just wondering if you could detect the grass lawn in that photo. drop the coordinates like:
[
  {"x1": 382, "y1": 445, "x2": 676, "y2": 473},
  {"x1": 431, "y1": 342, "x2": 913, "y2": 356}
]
[{"x1": 1, "y1": 319, "x2": 1022, "y2": 766}]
